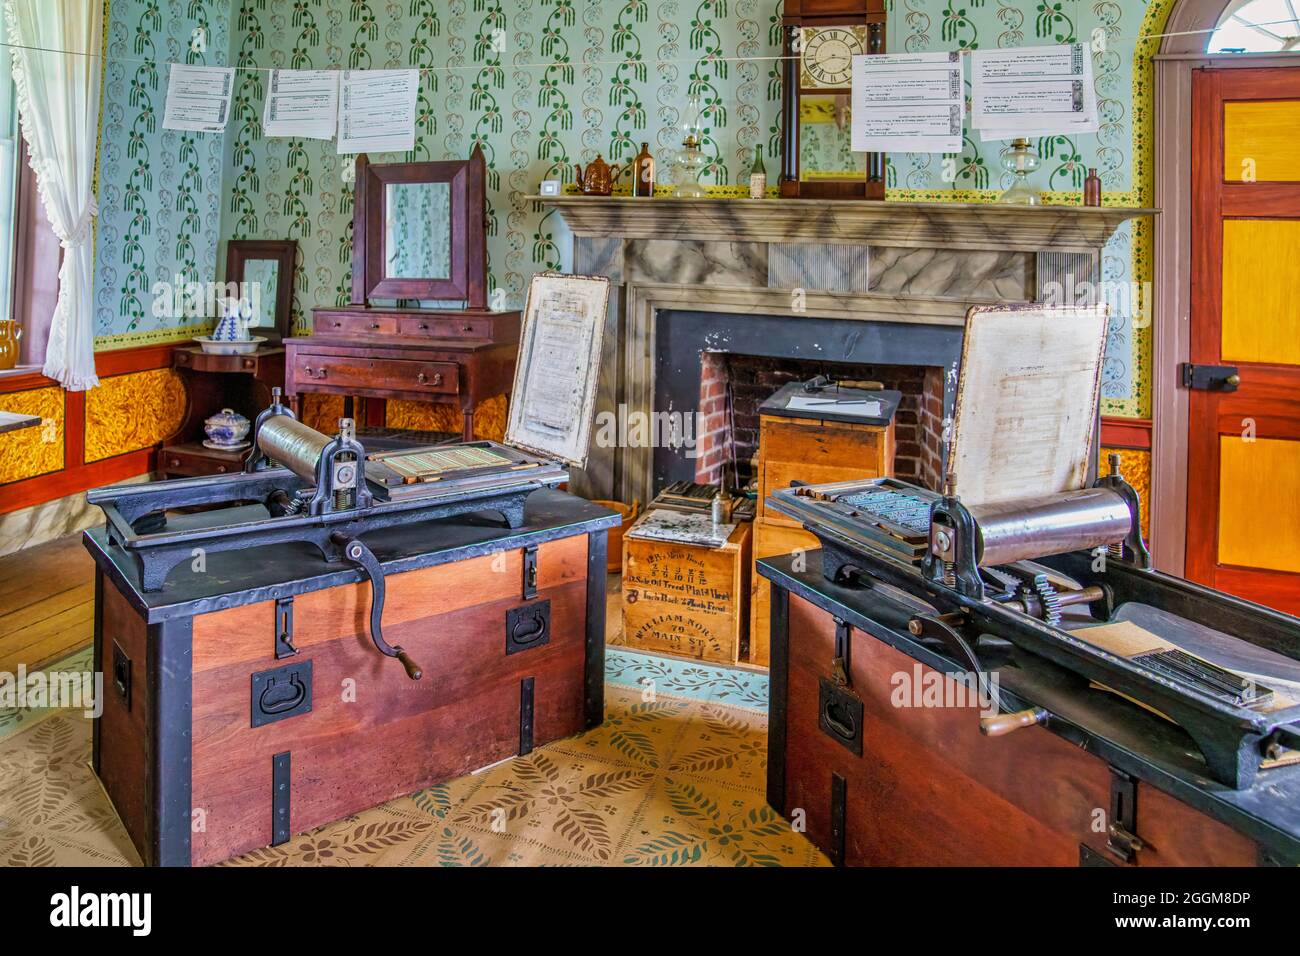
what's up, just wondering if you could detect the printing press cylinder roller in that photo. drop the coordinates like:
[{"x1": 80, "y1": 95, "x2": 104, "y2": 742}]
[
  {"x1": 255, "y1": 415, "x2": 333, "y2": 483},
  {"x1": 934, "y1": 486, "x2": 1134, "y2": 568}
]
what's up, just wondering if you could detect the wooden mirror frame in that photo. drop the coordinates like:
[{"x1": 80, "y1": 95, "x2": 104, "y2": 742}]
[
  {"x1": 225, "y1": 239, "x2": 298, "y2": 341},
  {"x1": 351, "y1": 146, "x2": 488, "y2": 309}
]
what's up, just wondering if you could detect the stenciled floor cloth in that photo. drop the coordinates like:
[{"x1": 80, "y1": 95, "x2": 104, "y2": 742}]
[{"x1": 0, "y1": 647, "x2": 827, "y2": 867}]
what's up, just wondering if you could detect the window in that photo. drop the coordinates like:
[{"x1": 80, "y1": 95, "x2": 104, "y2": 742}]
[
  {"x1": 0, "y1": 12, "x2": 19, "y2": 322},
  {"x1": 0, "y1": 12, "x2": 57, "y2": 372},
  {"x1": 1209, "y1": 0, "x2": 1300, "y2": 53}
]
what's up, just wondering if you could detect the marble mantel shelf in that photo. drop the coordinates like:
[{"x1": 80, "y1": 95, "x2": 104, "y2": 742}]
[{"x1": 536, "y1": 196, "x2": 1157, "y2": 255}]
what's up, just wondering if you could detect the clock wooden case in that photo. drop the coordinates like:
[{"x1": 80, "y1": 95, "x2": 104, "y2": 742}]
[{"x1": 779, "y1": 0, "x2": 887, "y2": 200}]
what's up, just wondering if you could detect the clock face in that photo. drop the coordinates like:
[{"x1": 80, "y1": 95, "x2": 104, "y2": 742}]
[{"x1": 800, "y1": 26, "x2": 866, "y2": 89}]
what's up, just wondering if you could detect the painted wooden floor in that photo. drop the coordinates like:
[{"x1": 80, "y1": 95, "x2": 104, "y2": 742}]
[{"x1": 0, "y1": 534, "x2": 95, "y2": 675}]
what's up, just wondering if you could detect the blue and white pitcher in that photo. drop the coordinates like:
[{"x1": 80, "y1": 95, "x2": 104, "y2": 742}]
[{"x1": 212, "y1": 297, "x2": 256, "y2": 342}]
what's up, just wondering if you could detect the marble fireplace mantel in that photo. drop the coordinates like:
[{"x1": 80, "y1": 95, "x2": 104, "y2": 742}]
[
  {"x1": 545, "y1": 197, "x2": 1157, "y2": 504},
  {"x1": 538, "y1": 196, "x2": 1156, "y2": 254}
]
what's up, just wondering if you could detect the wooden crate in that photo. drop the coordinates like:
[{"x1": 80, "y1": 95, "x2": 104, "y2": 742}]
[
  {"x1": 756, "y1": 414, "x2": 894, "y2": 528},
  {"x1": 748, "y1": 518, "x2": 820, "y2": 667},
  {"x1": 621, "y1": 517, "x2": 752, "y2": 664}
]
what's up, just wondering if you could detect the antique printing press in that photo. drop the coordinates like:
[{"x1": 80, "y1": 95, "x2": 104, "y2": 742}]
[
  {"x1": 85, "y1": 274, "x2": 616, "y2": 866},
  {"x1": 763, "y1": 304, "x2": 1300, "y2": 865},
  {"x1": 88, "y1": 392, "x2": 569, "y2": 678}
]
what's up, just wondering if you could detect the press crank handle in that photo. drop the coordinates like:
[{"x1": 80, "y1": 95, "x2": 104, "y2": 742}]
[{"x1": 332, "y1": 533, "x2": 423, "y2": 680}]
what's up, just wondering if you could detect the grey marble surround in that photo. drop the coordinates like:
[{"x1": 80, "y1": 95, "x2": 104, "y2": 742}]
[{"x1": 555, "y1": 200, "x2": 1151, "y2": 504}]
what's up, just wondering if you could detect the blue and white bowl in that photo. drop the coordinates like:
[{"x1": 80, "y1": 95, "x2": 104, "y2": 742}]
[{"x1": 204, "y1": 408, "x2": 251, "y2": 447}]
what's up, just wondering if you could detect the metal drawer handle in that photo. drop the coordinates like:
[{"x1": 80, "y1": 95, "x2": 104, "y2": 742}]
[
  {"x1": 304, "y1": 366, "x2": 327, "y2": 379},
  {"x1": 418, "y1": 371, "x2": 442, "y2": 386},
  {"x1": 369, "y1": 322, "x2": 381, "y2": 330},
  {"x1": 510, "y1": 611, "x2": 548, "y2": 646},
  {"x1": 821, "y1": 698, "x2": 858, "y2": 742},
  {"x1": 418, "y1": 323, "x2": 429, "y2": 331},
  {"x1": 258, "y1": 673, "x2": 308, "y2": 715}
]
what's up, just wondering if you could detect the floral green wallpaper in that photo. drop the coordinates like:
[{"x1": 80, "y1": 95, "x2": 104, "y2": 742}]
[
  {"x1": 89, "y1": 0, "x2": 1178, "y2": 416},
  {"x1": 93, "y1": 0, "x2": 232, "y2": 348}
]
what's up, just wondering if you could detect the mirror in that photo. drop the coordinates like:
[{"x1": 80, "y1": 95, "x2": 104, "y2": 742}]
[
  {"x1": 384, "y1": 181, "x2": 452, "y2": 280},
  {"x1": 241, "y1": 258, "x2": 280, "y2": 329},
  {"x1": 225, "y1": 239, "x2": 297, "y2": 341},
  {"x1": 352, "y1": 150, "x2": 487, "y2": 309}
]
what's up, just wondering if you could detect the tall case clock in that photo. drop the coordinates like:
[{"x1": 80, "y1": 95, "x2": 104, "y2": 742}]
[{"x1": 779, "y1": 0, "x2": 887, "y2": 200}]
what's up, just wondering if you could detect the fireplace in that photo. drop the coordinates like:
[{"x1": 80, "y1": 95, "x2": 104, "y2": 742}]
[
  {"x1": 542, "y1": 196, "x2": 1147, "y2": 505},
  {"x1": 694, "y1": 353, "x2": 946, "y2": 491},
  {"x1": 651, "y1": 309, "x2": 961, "y2": 497}
]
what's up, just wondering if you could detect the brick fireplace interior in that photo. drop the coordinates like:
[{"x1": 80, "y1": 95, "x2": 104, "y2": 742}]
[{"x1": 694, "y1": 352, "x2": 947, "y2": 492}]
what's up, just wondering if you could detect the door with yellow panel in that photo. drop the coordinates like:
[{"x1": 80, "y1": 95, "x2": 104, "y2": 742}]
[{"x1": 1188, "y1": 68, "x2": 1300, "y2": 614}]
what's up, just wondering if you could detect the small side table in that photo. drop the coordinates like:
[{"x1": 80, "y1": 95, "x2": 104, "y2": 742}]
[{"x1": 160, "y1": 345, "x2": 285, "y2": 478}]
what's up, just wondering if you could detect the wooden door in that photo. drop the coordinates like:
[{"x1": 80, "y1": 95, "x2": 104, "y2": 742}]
[{"x1": 1188, "y1": 68, "x2": 1300, "y2": 614}]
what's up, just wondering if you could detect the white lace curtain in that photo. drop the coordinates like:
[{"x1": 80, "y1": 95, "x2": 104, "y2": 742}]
[{"x1": 6, "y1": 0, "x2": 101, "y2": 391}]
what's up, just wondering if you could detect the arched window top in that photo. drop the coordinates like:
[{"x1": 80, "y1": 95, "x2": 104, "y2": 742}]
[{"x1": 1209, "y1": 0, "x2": 1300, "y2": 52}]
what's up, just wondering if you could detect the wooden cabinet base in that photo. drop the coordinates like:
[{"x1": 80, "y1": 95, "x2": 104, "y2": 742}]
[
  {"x1": 87, "y1": 492, "x2": 613, "y2": 866},
  {"x1": 748, "y1": 519, "x2": 818, "y2": 667}
]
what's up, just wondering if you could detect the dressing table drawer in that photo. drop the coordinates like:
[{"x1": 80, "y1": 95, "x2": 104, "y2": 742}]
[
  {"x1": 401, "y1": 315, "x2": 494, "y2": 339},
  {"x1": 315, "y1": 312, "x2": 401, "y2": 336},
  {"x1": 293, "y1": 353, "x2": 460, "y2": 396}
]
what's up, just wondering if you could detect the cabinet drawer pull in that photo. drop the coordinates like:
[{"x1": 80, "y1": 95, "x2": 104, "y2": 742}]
[
  {"x1": 418, "y1": 323, "x2": 429, "y2": 331},
  {"x1": 304, "y1": 365, "x2": 327, "y2": 380},
  {"x1": 369, "y1": 322, "x2": 381, "y2": 330},
  {"x1": 417, "y1": 371, "x2": 443, "y2": 386}
]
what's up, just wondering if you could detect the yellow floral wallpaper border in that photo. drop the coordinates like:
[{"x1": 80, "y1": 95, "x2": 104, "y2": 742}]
[
  {"x1": 84, "y1": 369, "x2": 187, "y2": 464},
  {"x1": 0, "y1": 388, "x2": 64, "y2": 484}
]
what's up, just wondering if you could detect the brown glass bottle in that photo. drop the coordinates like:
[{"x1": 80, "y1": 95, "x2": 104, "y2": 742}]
[
  {"x1": 634, "y1": 142, "x2": 655, "y2": 197},
  {"x1": 1083, "y1": 167, "x2": 1102, "y2": 207}
]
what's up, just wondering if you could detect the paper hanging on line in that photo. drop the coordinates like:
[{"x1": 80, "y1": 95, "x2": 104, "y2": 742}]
[
  {"x1": 971, "y1": 43, "x2": 1098, "y2": 141},
  {"x1": 162, "y1": 64, "x2": 236, "y2": 133},
  {"x1": 264, "y1": 70, "x2": 340, "y2": 139},
  {"x1": 850, "y1": 52, "x2": 964, "y2": 154},
  {"x1": 337, "y1": 70, "x2": 418, "y2": 154}
]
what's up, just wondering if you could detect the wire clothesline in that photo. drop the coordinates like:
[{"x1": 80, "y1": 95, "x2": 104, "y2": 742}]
[{"x1": 0, "y1": 17, "x2": 1296, "y2": 75}]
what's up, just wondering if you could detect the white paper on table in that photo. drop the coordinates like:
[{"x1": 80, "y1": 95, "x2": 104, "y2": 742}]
[
  {"x1": 162, "y1": 64, "x2": 236, "y2": 133},
  {"x1": 784, "y1": 394, "x2": 884, "y2": 418},
  {"x1": 336, "y1": 69, "x2": 418, "y2": 154},
  {"x1": 850, "y1": 52, "x2": 964, "y2": 154},
  {"x1": 264, "y1": 70, "x2": 340, "y2": 139},
  {"x1": 971, "y1": 43, "x2": 1097, "y2": 136}
]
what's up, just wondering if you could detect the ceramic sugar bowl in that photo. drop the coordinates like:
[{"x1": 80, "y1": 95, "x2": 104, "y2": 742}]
[{"x1": 203, "y1": 408, "x2": 251, "y2": 448}]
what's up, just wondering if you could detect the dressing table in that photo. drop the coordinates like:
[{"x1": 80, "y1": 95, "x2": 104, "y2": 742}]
[{"x1": 288, "y1": 147, "x2": 520, "y2": 441}]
